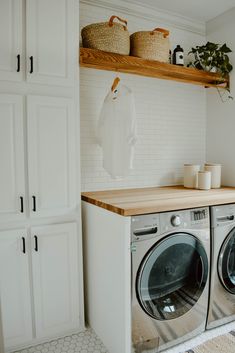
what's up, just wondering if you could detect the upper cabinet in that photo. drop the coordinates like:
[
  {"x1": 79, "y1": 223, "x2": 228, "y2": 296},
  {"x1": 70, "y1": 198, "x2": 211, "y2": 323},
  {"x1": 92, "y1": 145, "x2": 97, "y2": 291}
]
[
  {"x1": 26, "y1": 0, "x2": 75, "y2": 86},
  {"x1": 0, "y1": 0, "x2": 74, "y2": 86},
  {"x1": 0, "y1": 0, "x2": 23, "y2": 82}
]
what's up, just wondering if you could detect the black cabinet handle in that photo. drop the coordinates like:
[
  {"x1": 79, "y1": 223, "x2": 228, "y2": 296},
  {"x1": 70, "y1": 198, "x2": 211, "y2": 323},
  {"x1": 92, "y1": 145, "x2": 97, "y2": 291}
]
[
  {"x1": 22, "y1": 237, "x2": 26, "y2": 254},
  {"x1": 17, "y1": 54, "x2": 20, "y2": 72},
  {"x1": 20, "y1": 196, "x2": 24, "y2": 213},
  {"x1": 29, "y1": 56, "x2": 33, "y2": 73},
  {"x1": 32, "y1": 196, "x2": 36, "y2": 212},
  {"x1": 34, "y1": 235, "x2": 38, "y2": 252}
]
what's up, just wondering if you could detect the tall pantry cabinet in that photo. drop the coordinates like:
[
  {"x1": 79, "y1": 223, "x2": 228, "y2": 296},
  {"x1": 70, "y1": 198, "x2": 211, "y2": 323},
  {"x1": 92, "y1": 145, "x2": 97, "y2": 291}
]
[{"x1": 0, "y1": 1, "x2": 83, "y2": 352}]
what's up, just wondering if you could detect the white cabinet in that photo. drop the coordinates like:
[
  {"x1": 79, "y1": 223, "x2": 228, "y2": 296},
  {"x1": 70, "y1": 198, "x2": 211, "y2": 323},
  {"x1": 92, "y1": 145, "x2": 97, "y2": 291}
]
[
  {"x1": 27, "y1": 96, "x2": 76, "y2": 218},
  {"x1": 0, "y1": 95, "x2": 26, "y2": 222},
  {"x1": 0, "y1": 0, "x2": 82, "y2": 350},
  {"x1": 0, "y1": 0, "x2": 74, "y2": 86},
  {"x1": 0, "y1": 0, "x2": 23, "y2": 82},
  {"x1": 0, "y1": 94, "x2": 76, "y2": 222},
  {"x1": 0, "y1": 228, "x2": 32, "y2": 349},
  {"x1": 31, "y1": 223, "x2": 80, "y2": 338},
  {"x1": 26, "y1": 0, "x2": 74, "y2": 86},
  {"x1": 0, "y1": 223, "x2": 80, "y2": 350}
]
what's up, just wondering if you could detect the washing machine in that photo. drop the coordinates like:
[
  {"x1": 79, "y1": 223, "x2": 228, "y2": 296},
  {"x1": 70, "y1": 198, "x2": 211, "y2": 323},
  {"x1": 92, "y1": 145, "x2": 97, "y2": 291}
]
[
  {"x1": 207, "y1": 204, "x2": 235, "y2": 329},
  {"x1": 131, "y1": 207, "x2": 210, "y2": 353}
]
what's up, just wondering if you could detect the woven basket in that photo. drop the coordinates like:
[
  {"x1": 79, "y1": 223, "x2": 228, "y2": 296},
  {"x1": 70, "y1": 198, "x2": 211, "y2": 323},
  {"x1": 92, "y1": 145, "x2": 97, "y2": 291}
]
[
  {"x1": 81, "y1": 16, "x2": 130, "y2": 55},
  {"x1": 130, "y1": 28, "x2": 170, "y2": 62}
]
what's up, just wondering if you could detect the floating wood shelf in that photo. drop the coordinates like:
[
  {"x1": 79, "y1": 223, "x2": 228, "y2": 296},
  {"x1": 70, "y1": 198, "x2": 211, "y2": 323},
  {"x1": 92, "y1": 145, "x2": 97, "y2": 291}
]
[{"x1": 80, "y1": 47, "x2": 229, "y2": 89}]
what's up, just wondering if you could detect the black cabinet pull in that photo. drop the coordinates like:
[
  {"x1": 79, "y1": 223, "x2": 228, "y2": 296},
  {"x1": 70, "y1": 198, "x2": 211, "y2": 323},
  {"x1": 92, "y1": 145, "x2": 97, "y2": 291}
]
[
  {"x1": 17, "y1": 54, "x2": 20, "y2": 72},
  {"x1": 34, "y1": 235, "x2": 38, "y2": 252},
  {"x1": 20, "y1": 196, "x2": 24, "y2": 213},
  {"x1": 29, "y1": 56, "x2": 33, "y2": 73},
  {"x1": 32, "y1": 195, "x2": 36, "y2": 212},
  {"x1": 22, "y1": 237, "x2": 26, "y2": 254}
]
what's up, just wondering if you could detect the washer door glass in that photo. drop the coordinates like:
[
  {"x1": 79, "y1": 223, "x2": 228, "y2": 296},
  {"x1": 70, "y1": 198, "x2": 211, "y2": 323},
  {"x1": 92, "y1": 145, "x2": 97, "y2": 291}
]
[
  {"x1": 218, "y1": 227, "x2": 235, "y2": 294},
  {"x1": 136, "y1": 233, "x2": 208, "y2": 321}
]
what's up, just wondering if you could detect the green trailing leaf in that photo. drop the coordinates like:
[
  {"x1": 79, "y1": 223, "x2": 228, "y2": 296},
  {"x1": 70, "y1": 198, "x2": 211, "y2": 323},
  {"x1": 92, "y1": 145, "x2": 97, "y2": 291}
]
[
  {"x1": 220, "y1": 44, "x2": 232, "y2": 53},
  {"x1": 206, "y1": 42, "x2": 219, "y2": 51},
  {"x1": 188, "y1": 41, "x2": 233, "y2": 100},
  {"x1": 188, "y1": 42, "x2": 233, "y2": 77}
]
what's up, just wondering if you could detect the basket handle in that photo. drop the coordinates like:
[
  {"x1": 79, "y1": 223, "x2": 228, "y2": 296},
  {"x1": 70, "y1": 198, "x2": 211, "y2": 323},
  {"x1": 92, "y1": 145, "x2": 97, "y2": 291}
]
[
  {"x1": 111, "y1": 77, "x2": 120, "y2": 92},
  {"x1": 150, "y1": 28, "x2": 169, "y2": 37},
  {"x1": 108, "y1": 15, "x2": 128, "y2": 31}
]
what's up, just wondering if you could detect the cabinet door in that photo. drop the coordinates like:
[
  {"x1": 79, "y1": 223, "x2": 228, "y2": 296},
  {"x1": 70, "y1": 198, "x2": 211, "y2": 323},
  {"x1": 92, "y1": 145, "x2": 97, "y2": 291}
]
[
  {"x1": 0, "y1": 95, "x2": 26, "y2": 222},
  {"x1": 0, "y1": 229, "x2": 32, "y2": 349},
  {"x1": 0, "y1": 0, "x2": 23, "y2": 81},
  {"x1": 26, "y1": 0, "x2": 74, "y2": 86},
  {"x1": 27, "y1": 95, "x2": 76, "y2": 218},
  {"x1": 31, "y1": 223, "x2": 80, "y2": 338}
]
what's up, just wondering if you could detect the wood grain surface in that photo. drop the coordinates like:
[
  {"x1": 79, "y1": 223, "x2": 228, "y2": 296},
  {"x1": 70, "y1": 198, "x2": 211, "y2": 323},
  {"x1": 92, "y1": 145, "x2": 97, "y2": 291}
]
[
  {"x1": 81, "y1": 186, "x2": 235, "y2": 216},
  {"x1": 79, "y1": 48, "x2": 229, "y2": 89}
]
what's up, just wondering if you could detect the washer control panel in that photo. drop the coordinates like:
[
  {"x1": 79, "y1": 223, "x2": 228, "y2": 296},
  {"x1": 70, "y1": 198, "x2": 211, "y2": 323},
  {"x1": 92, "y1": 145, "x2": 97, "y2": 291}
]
[
  {"x1": 131, "y1": 214, "x2": 160, "y2": 242},
  {"x1": 171, "y1": 215, "x2": 181, "y2": 227},
  {"x1": 191, "y1": 209, "x2": 207, "y2": 222},
  {"x1": 161, "y1": 208, "x2": 209, "y2": 232},
  {"x1": 131, "y1": 207, "x2": 209, "y2": 242}
]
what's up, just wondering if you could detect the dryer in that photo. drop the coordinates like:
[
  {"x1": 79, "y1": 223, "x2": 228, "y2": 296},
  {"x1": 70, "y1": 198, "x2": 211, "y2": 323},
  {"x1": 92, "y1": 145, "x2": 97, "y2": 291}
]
[
  {"x1": 131, "y1": 208, "x2": 210, "y2": 352},
  {"x1": 207, "y1": 204, "x2": 235, "y2": 329}
]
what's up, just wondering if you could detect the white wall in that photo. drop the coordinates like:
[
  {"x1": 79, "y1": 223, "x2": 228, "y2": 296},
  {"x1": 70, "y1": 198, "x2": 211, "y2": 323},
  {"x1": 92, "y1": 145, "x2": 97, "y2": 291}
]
[
  {"x1": 206, "y1": 8, "x2": 235, "y2": 186},
  {"x1": 0, "y1": 300, "x2": 4, "y2": 353},
  {"x1": 80, "y1": 0, "x2": 207, "y2": 191}
]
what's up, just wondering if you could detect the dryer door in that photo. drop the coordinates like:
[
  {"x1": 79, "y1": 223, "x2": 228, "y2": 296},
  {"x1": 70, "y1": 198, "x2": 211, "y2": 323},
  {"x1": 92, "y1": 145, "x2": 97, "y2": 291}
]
[
  {"x1": 218, "y1": 227, "x2": 235, "y2": 294},
  {"x1": 136, "y1": 233, "x2": 208, "y2": 321}
]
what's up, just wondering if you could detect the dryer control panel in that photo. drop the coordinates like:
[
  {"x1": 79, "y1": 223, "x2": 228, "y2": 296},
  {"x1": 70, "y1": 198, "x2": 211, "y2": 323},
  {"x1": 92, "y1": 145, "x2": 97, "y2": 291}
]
[{"x1": 211, "y1": 204, "x2": 235, "y2": 228}]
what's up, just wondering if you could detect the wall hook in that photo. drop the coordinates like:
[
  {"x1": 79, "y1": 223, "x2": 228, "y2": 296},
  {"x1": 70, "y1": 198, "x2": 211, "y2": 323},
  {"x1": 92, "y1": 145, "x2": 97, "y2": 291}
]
[{"x1": 111, "y1": 77, "x2": 120, "y2": 92}]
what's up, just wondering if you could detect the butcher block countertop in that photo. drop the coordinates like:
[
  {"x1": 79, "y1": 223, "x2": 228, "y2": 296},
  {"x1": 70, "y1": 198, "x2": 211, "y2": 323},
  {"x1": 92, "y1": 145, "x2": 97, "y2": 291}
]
[{"x1": 81, "y1": 186, "x2": 235, "y2": 216}]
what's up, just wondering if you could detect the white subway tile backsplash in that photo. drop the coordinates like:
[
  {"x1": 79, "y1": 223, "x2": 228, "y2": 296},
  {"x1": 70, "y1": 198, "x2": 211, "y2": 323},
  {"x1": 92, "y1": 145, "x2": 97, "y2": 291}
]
[{"x1": 79, "y1": 3, "x2": 207, "y2": 192}]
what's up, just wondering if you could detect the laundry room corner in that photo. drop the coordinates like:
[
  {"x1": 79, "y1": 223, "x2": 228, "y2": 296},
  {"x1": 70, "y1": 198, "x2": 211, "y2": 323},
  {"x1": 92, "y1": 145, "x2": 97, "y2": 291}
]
[
  {"x1": 1, "y1": 1, "x2": 235, "y2": 353},
  {"x1": 79, "y1": 0, "x2": 207, "y2": 192},
  {"x1": 206, "y1": 7, "x2": 235, "y2": 187}
]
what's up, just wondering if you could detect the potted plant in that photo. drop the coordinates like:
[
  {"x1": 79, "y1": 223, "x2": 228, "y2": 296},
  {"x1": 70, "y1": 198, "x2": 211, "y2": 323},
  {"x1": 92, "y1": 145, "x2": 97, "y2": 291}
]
[{"x1": 188, "y1": 42, "x2": 233, "y2": 101}]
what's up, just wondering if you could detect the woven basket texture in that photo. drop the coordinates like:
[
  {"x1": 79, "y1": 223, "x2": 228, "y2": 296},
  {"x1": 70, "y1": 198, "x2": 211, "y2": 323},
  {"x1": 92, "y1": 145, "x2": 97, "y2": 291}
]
[
  {"x1": 81, "y1": 21, "x2": 130, "y2": 55},
  {"x1": 130, "y1": 30, "x2": 170, "y2": 62}
]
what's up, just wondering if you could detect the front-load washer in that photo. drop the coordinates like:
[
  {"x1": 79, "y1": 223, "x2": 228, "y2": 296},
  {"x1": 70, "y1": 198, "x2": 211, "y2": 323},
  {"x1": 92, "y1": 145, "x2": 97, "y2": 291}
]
[
  {"x1": 207, "y1": 204, "x2": 235, "y2": 329},
  {"x1": 131, "y1": 208, "x2": 210, "y2": 353}
]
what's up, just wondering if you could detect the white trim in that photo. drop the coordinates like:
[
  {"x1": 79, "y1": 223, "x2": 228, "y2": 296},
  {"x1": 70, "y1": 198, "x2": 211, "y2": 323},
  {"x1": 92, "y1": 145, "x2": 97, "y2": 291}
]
[{"x1": 80, "y1": 0, "x2": 206, "y2": 35}]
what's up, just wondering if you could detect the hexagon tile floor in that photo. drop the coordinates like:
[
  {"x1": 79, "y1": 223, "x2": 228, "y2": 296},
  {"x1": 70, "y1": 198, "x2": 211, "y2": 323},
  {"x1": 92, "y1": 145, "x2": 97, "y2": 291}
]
[
  {"x1": 13, "y1": 320, "x2": 235, "y2": 353},
  {"x1": 14, "y1": 329, "x2": 108, "y2": 353}
]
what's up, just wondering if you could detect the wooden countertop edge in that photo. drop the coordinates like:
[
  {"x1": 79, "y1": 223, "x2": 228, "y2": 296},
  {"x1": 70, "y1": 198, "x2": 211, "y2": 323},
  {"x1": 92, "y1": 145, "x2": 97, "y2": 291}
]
[
  {"x1": 81, "y1": 186, "x2": 235, "y2": 216},
  {"x1": 121, "y1": 197, "x2": 235, "y2": 216},
  {"x1": 82, "y1": 195, "x2": 126, "y2": 216}
]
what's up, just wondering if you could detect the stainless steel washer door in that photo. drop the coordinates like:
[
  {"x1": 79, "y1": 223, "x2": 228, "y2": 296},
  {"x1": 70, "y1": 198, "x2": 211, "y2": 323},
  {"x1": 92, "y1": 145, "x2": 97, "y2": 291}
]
[
  {"x1": 218, "y1": 227, "x2": 235, "y2": 294},
  {"x1": 136, "y1": 233, "x2": 208, "y2": 321}
]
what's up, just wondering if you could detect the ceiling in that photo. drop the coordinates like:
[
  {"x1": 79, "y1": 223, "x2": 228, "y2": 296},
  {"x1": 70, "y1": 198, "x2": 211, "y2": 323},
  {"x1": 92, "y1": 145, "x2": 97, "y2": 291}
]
[{"x1": 128, "y1": 0, "x2": 235, "y2": 22}]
